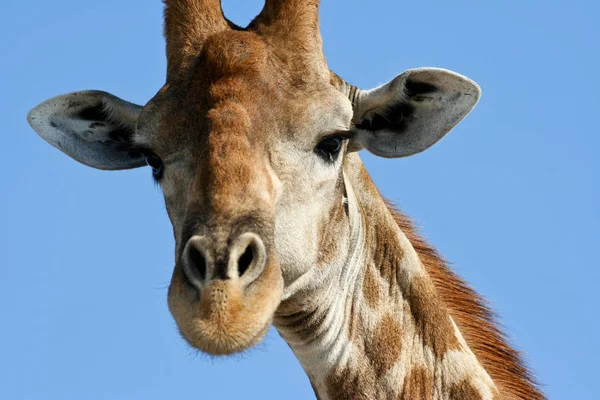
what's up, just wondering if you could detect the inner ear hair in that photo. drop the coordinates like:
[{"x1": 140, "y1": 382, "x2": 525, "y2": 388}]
[
  {"x1": 403, "y1": 79, "x2": 438, "y2": 99},
  {"x1": 74, "y1": 100, "x2": 137, "y2": 145},
  {"x1": 354, "y1": 77, "x2": 439, "y2": 133}
]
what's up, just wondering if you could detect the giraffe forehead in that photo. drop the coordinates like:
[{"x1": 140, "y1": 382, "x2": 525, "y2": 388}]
[
  {"x1": 201, "y1": 30, "x2": 269, "y2": 77},
  {"x1": 140, "y1": 30, "x2": 351, "y2": 150},
  {"x1": 140, "y1": 71, "x2": 277, "y2": 155}
]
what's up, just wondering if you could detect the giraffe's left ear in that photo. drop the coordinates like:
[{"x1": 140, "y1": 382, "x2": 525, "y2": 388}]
[
  {"x1": 349, "y1": 68, "x2": 481, "y2": 158},
  {"x1": 27, "y1": 91, "x2": 146, "y2": 170}
]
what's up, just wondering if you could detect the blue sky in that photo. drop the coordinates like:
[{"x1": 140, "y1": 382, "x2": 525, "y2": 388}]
[{"x1": 1, "y1": 0, "x2": 598, "y2": 399}]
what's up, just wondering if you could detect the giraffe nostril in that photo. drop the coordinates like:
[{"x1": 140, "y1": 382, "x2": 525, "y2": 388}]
[
  {"x1": 237, "y1": 245, "x2": 254, "y2": 277},
  {"x1": 182, "y1": 237, "x2": 210, "y2": 290},
  {"x1": 230, "y1": 233, "x2": 267, "y2": 285},
  {"x1": 188, "y1": 246, "x2": 207, "y2": 281}
]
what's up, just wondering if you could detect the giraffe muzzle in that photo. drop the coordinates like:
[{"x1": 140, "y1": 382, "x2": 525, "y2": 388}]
[{"x1": 168, "y1": 231, "x2": 283, "y2": 355}]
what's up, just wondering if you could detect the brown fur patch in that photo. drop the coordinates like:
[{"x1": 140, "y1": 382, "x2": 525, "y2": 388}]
[
  {"x1": 407, "y1": 275, "x2": 462, "y2": 357},
  {"x1": 325, "y1": 364, "x2": 376, "y2": 400},
  {"x1": 371, "y1": 219, "x2": 404, "y2": 298},
  {"x1": 364, "y1": 313, "x2": 403, "y2": 375},
  {"x1": 362, "y1": 263, "x2": 381, "y2": 308},
  {"x1": 385, "y1": 201, "x2": 544, "y2": 399},
  {"x1": 449, "y1": 380, "x2": 484, "y2": 400},
  {"x1": 317, "y1": 186, "x2": 348, "y2": 268},
  {"x1": 399, "y1": 367, "x2": 433, "y2": 400}
]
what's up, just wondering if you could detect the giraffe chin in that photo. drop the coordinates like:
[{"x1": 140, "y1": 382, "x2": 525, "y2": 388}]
[{"x1": 168, "y1": 262, "x2": 284, "y2": 355}]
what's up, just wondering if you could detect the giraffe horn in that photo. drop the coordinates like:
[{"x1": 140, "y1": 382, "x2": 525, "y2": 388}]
[
  {"x1": 163, "y1": 0, "x2": 230, "y2": 78},
  {"x1": 251, "y1": 0, "x2": 324, "y2": 58}
]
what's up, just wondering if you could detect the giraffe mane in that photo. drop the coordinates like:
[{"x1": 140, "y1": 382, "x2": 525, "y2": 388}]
[{"x1": 384, "y1": 200, "x2": 545, "y2": 400}]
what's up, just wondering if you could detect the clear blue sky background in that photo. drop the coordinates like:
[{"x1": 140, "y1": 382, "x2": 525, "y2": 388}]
[{"x1": 1, "y1": 1, "x2": 598, "y2": 399}]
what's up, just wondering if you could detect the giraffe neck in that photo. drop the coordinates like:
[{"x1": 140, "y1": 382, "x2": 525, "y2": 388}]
[{"x1": 274, "y1": 154, "x2": 498, "y2": 400}]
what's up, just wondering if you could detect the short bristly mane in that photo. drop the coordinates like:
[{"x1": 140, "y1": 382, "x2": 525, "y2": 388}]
[{"x1": 385, "y1": 201, "x2": 544, "y2": 400}]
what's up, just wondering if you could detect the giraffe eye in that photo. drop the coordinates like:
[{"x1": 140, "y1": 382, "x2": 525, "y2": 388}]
[
  {"x1": 144, "y1": 153, "x2": 164, "y2": 180},
  {"x1": 315, "y1": 136, "x2": 343, "y2": 162}
]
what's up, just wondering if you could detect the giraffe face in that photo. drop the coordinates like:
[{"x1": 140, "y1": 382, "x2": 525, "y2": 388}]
[{"x1": 134, "y1": 30, "x2": 354, "y2": 354}]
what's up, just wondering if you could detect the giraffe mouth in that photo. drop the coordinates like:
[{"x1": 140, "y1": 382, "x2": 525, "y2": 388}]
[{"x1": 167, "y1": 259, "x2": 283, "y2": 355}]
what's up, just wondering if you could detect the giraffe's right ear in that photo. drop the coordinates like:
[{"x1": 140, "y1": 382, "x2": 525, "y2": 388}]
[{"x1": 27, "y1": 91, "x2": 146, "y2": 170}]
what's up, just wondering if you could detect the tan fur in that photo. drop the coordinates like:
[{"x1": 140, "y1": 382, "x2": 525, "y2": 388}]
[
  {"x1": 338, "y1": 155, "x2": 541, "y2": 398},
  {"x1": 386, "y1": 203, "x2": 543, "y2": 399},
  {"x1": 307, "y1": 158, "x2": 496, "y2": 399}
]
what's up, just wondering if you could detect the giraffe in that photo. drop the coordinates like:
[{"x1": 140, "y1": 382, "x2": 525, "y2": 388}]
[{"x1": 26, "y1": 1, "x2": 544, "y2": 398}]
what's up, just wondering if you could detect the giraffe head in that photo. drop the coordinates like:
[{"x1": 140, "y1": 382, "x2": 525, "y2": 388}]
[{"x1": 27, "y1": 0, "x2": 480, "y2": 355}]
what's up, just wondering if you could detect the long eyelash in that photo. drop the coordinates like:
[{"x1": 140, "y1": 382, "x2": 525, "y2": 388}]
[
  {"x1": 151, "y1": 165, "x2": 164, "y2": 185},
  {"x1": 321, "y1": 130, "x2": 355, "y2": 142},
  {"x1": 134, "y1": 144, "x2": 164, "y2": 186}
]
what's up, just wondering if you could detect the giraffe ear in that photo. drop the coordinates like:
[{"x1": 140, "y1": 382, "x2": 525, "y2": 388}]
[
  {"x1": 350, "y1": 68, "x2": 481, "y2": 158},
  {"x1": 27, "y1": 91, "x2": 146, "y2": 170}
]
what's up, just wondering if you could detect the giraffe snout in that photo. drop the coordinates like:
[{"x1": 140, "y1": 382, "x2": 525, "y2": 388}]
[{"x1": 169, "y1": 231, "x2": 283, "y2": 355}]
